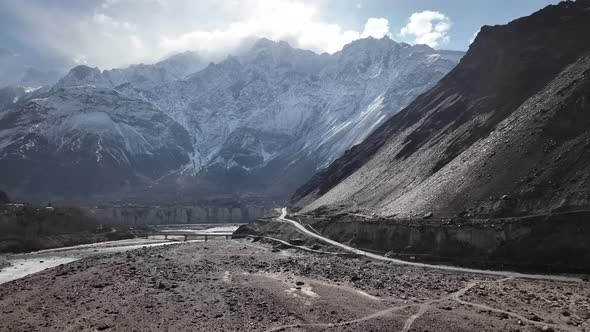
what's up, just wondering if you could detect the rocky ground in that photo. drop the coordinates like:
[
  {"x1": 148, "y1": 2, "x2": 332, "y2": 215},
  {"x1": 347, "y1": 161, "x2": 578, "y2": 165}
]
[
  {"x1": 0, "y1": 239, "x2": 588, "y2": 332},
  {"x1": 0, "y1": 258, "x2": 8, "y2": 270}
]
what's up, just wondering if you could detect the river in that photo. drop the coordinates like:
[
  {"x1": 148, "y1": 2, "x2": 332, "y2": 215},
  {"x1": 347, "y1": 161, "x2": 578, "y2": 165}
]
[{"x1": 0, "y1": 225, "x2": 240, "y2": 285}]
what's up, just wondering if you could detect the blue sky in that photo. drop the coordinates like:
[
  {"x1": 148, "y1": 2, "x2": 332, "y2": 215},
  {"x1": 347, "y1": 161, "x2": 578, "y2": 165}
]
[
  {"x1": 320, "y1": 0, "x2": 560, "y2": 50},
  {"x1": 0, "y1": 0, "x2": 560, "y2": 70}
]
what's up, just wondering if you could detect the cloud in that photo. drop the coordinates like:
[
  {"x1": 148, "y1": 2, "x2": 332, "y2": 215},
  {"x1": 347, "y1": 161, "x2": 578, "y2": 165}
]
[
  {"x1": 0, "y1": 0, "x2": 393, "y2": 70},
  {"x1": 399, "y1": 11, "x2": 451, "y2": 48},
  {"x1": 160, "y1": 0, "x2": 392, "y2": 57},
  {"x1": 102, "y1": 0, "x2": 168, "y2": 10},
  {"x1": 102, "y1": 0, "x2": 121, "y2": 9},
  {"x1": 361, "y1": 18, "x2": 390, "y2": 39},
  {"x1": 92, "y1": 13, "x2": 135, "y2": 31}
]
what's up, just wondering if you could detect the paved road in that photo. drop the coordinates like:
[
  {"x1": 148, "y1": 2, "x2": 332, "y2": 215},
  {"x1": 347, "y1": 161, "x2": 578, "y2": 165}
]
[{"x1": 277, "y1": 208, "x2": 584, "y2": 282}]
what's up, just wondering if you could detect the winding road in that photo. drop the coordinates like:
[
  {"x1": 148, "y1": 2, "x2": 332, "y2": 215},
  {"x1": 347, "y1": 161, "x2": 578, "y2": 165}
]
[
  {"x1": 276, "y1": 208, "x2": 583, "y2": 283},
  {"x1": 266, "y1": 208, "x2": 586, "y2": 332}
]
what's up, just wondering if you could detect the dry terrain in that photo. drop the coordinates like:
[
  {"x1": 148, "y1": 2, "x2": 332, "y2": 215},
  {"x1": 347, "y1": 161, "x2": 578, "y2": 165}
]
[{"x1": 0, "y1": 239, "x2": 588, "y2": 332}]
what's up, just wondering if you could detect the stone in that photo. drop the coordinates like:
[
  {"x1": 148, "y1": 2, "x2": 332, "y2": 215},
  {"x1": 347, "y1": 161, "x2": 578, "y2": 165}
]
[{"x1": 96, "y1": 324, "x2": 111, "y2": 331}]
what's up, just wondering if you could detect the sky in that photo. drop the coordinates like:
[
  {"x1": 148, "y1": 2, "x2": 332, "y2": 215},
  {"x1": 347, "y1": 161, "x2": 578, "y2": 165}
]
[{"x1": 0, "y1": 0, "x2": 561, "y2": 71}]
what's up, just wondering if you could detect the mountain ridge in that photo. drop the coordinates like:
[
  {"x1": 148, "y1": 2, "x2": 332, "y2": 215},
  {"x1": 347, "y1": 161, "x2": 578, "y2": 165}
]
[
  {"x1": 144, "y1": 36, "x2": 463, "y2": 200},
  {"x1": 0, "y1": 36, "x2": 463, "y2": 204},
  {"x1": 292, "y1": 0, "x2": 590, "y2": 218}
]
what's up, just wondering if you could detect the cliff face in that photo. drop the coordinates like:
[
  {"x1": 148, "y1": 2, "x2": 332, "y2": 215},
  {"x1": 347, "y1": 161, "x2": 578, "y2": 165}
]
[
  {"x1": 0, "y1": 203, "x2": 107, "y2": 253},
  {"x1": 293, "y1": 0, "x2": 590, "y2": 218},
  {"x1": 290, "y1": 210, "x2": 590, "y2": 272}
]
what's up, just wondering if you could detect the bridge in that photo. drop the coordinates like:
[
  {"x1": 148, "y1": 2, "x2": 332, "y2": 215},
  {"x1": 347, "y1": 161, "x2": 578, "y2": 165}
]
[{"x1": 144, "y1": 231, "x2": 235, "y2": 242}]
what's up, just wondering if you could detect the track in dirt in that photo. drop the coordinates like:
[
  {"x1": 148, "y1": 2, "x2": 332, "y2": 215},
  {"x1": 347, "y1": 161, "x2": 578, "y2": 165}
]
[{"x1": 268, "y1": 208, "x2": 586, "y2": 331}]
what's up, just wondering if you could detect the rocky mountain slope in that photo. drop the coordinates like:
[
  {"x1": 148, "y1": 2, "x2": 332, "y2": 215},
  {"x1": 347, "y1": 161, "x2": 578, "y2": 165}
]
[
  {"x1": 0, "y1": 37, "x2": 462, "y2": 203},
  {"x1": 0, "y1": 86, "x2": 27, "y2": 111},
  {"x1": 293, "y1": 0, "x2": 590, "y2": 219}
]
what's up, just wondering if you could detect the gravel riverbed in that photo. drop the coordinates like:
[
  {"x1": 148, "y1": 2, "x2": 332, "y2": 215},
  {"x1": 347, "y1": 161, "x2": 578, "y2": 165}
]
[{"x1": 0, "y1": 240, "x2": 588, "y2": 332}]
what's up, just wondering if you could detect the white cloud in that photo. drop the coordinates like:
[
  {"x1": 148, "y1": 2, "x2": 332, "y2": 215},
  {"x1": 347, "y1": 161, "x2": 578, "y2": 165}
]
[
  {"x1": 361, "y1": 18, "x2": 390, "y2": 39},
  {"x1": 102, "y1": 0, "x2": 121, "y2": 9},
  {"x1": 102, "y1": 0, "x2": 168, "y2": 10},
  {"x1": 92, "y1": 13, "x2": 135, "y2": 31},
  {"x1": 73, "y1": 54, "x2": 88, "y2": 65},
  {"x1": 160, "y1": 0, "x2": 391, "y2": 57},
  {"x1": 2, "y1": 0, "x2": 393, "y2": 69},
  {"x1": 399, "y1": 11, "x2": 451, "y2": 48}
]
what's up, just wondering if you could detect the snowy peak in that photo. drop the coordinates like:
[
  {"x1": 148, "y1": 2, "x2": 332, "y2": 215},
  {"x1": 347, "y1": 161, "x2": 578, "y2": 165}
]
[
  {"x1": 340, "y1": 36, "x2": 397, "y2": 53},
  {"x1": 56, "y1": 51, "x2": 205, "y2": 90},
  {"x1": 239, "y1": 38, "x2": 327, "y2": 75},
  {"x1": 69, "y1": 65, "x2": 101, "y2": 80},
  {"x1": 56, "y1": 65, "x2": 109, "y2": 88},
  {"x1": 159, "y1": 51, "x2": 202, "y2": 70},
  {"x1": 251, "y1": 38, "x2": 292, "y2": 50},
  {"x1": 104, "y1": 51, "x2": 204, "y2": 89}
]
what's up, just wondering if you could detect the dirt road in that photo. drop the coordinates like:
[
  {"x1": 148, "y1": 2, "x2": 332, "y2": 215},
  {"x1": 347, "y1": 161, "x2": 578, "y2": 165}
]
[{"x1": 279, "y1": 208, "x2": 583, "y2": 282}]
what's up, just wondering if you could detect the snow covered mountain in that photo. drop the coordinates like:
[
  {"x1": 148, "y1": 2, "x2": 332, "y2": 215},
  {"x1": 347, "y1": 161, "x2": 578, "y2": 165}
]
[
  {"x1": 0, "y1": 37, "x2": 463, "y2": 203},
  {"x1": 145, "y1": 37, "x2": 463, "y2": 197},
  {"x1": 0, "y1": 85, "x2": 192, "y2": 202},
  {"x1": 55, "y1": 51, "x2": 204, "y2": 91}
]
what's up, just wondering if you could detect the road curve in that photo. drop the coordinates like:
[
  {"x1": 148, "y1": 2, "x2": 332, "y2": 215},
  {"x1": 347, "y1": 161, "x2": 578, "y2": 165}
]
[{"x1": 277, "y1": 208, "x2": 583, "y2": 282}]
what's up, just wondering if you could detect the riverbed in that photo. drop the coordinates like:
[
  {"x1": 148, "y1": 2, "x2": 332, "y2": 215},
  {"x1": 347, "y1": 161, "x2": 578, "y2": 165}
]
[
  {"x1": 0, "y1": 225, "x2": 240, "y2": 285},
  {"x1": 1, "y1": 240, "x2": 587, "y2": 331}
]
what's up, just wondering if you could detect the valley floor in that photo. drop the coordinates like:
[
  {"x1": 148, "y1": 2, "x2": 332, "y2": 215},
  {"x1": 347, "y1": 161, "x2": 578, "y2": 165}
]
[{"x1": 0, "y1": 239, "x2": 588, "y2": 331}]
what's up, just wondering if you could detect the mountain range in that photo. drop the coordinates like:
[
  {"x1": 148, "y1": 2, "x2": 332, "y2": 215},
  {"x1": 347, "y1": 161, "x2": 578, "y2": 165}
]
[{"x1": 0, "y1": 37, "x2": 463, "y2": 204}]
